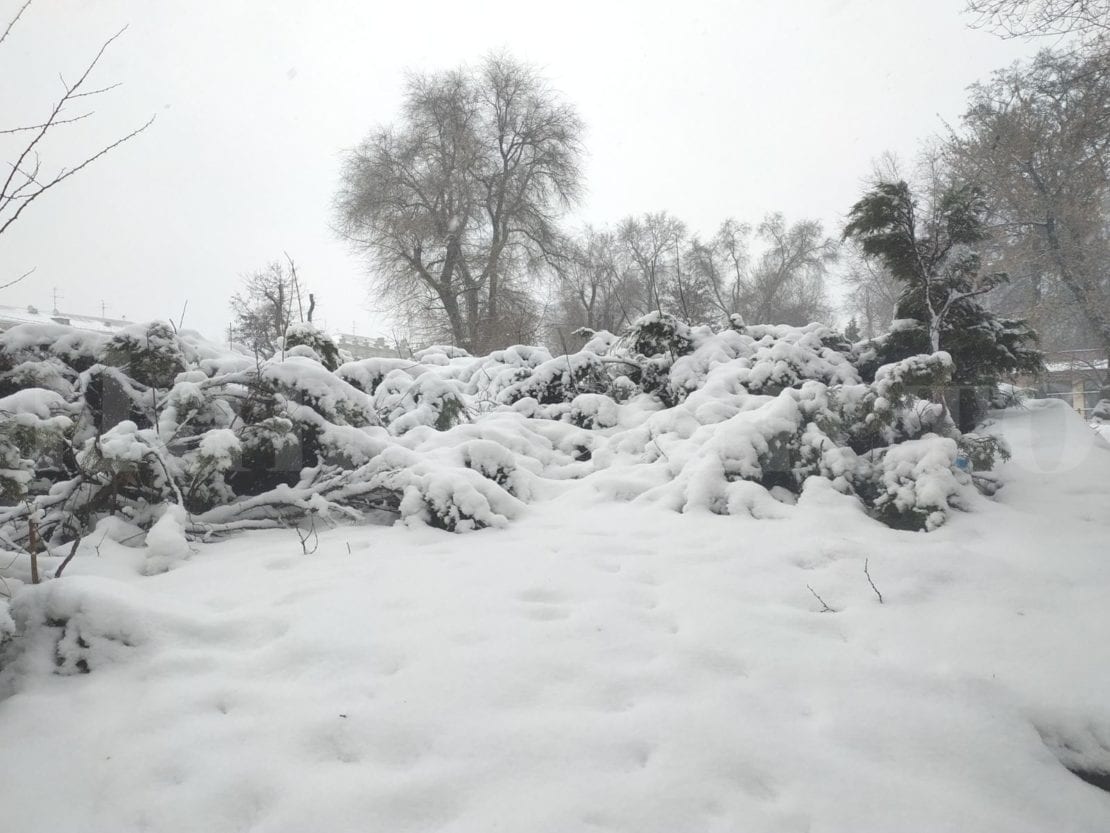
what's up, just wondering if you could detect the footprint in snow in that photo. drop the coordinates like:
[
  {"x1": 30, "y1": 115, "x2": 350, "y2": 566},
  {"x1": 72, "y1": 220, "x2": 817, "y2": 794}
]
[
  {"x1": 516, "y1": 587, "x2": 565, "y2": 604},
  {"x1": 516, "y1": 587, "x2": 573, "y2": 621}
]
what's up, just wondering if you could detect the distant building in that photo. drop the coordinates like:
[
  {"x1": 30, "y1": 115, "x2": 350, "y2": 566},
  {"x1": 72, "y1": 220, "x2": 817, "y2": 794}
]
[
  {"x1": 335, "y1": 332, "x2": 410, "y2": 360},
  {"x1": 1032, "y1": 349, "x2": 1108, "y2": 418},
  {"x1": 0, "y1": 304, "x2": 130, "y2": 335}
]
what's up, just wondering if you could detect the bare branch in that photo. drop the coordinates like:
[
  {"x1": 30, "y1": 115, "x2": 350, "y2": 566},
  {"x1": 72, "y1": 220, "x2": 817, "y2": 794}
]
[
  {"x1": 864, "y1": 558, "x2": 884, "y2": 604},
  {"x1": 806, "y1": 584, "x2": 837, "y2": 613},
  {"x1": 0, "y1": 0, "x2": 32, "y2": 49},
  {"x1": 1, "y1": 20, "x2": 153, "y2": 242},
  {"x1": 0, "y1": 112, "x2": 94, "y2": 135},
  {"x1": 0, "y1": 266, "x2": 35, "y2": 292},
  {"x1": 0, "y1": 115, "x2": 155, "y2": 238},
  {"x1": 966, "y1": 0, "x2": 1110, "y2": 38}
]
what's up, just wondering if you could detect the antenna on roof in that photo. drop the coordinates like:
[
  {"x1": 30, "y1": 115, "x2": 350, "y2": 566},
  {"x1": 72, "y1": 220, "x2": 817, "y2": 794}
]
[
  {"x1": 100, "y1": 300, "x2": 107, "y2": 318},
  {"x1": 52, "y1": 287, "x2": 62, "y2": 313}
]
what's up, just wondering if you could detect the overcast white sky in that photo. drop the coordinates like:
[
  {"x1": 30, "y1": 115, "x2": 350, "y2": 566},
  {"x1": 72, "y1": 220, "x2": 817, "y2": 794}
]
[{"x1": 0, "y1": 0, "x2": 1043, "y2": 340}]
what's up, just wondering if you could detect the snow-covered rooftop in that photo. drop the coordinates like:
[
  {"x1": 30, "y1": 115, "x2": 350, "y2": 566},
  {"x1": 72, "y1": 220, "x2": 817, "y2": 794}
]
[
  {"x1": 1046, "y1": 361, "x2": 1108, "y2": 373},
  {"x1": 0, "y1": 304, "x2": 130, "y2": 335}
]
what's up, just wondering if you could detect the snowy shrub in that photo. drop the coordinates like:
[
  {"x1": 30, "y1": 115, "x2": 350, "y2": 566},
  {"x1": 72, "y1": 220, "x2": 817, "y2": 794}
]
[
  {"x1": 623, "y1": 311, "x2": 694, "y2": 359},
  {"x1": 992, "y1": 383, "x2": 1030, "y2": 410},
  {"x1": 566, "y1": 393, "x2": 620, "y2": 429},
  {"x1": 957, "y1": 433, "x2": 1010, "y2": 472},
  {"x1": 102, "y1": 322, "x2": 188, "y2": 389},
  {"x1": 864, "y1": 435, "x2": 966, "y2": 531},
  {"x1": 259, "y1": 358, "x2": 376, "y2": 428},
  {"x1": 381, "y1": 375, "x2": 469, "y2": 434},
  {"x1": 337, "y1": 357, "x2": 421, "y2": 395},
  {"x1": 500, "y1": 352, "x2": 611, "y2": 405},
  {"x1": 283, "y1": 323, "x2": 341, "y2": 371},
  {"x1": 0, "y1": 390, "x2": 73, "y2": 500},
  {"x1": 413, "y1": 344, "x2": 471, "y2": 364},
  {"x1": 178, "y1": 429, "x2": 242, "y2": 511},
  {"x1": 74, "y1": 421, "x2": 172, "y2": 508},
  {"x1": 0, "y1": 359, "x2": 74, "y2": 399},
  {"x1": 0, "y1": 323, "x2": 108, "y2": 375},
  {"x1": 1091, "y1": 399, "x2": 1110, "y2": 424},
  {"x1": 0, "y1": 313, "x2": 1008, "y2": 558}
]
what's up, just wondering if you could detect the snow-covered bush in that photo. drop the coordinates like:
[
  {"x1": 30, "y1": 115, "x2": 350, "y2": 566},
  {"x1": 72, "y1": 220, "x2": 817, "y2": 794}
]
[
  {"x1": 0, "y1": 389, "x2": 73, "y2": 500},
  {"x1": 0, "y1": 323, "x2": 107, "y2": 375},
  {"x1": 378, "y1": 375, "x2": 468, "y2": 434},
  {"x1": 1091, "y1": 399, "x2": 1110, "y2": 424},
  {"x1": 103, "y1": 321, "x2": 189, "y2": 389},
  {"x1": 866, "y1": 435, "x2": 966, "y2": 531},
  {"x1": 283, "y1": 322, "x2": 341, "y2": 371},
  {"x1": 0, "y1": 311, "x2": 1023, "y2": 559},
  {"x1": 499, "y1": 352, "x2": 611, "y2": 405},
  {"x1": 337, "y1": 357, "x2": 422, "y2": 395},
  {"x1": 623, "y1": 311, "x2": 694, "y2": 359}
]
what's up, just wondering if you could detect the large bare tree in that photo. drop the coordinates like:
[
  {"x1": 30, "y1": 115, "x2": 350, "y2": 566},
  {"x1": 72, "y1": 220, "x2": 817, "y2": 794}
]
[
  {"x1": 948, "y1": 49, "x2": 1110, "y2": 359},
  {"x1": 336, "y1": 54, "x2": 583, "y2": 353},
  {"x1": 966, "y1": 0, "x2": 1110, "y2": 38},
  {"x1": 1, "y1": 0, "x2": 154, "y2": 290}
]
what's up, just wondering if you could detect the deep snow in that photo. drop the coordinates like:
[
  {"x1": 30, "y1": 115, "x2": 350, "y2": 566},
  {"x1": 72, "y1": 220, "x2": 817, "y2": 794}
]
[{"x1": 0, "y1": 398, "x2": 1108, "y2": 832}]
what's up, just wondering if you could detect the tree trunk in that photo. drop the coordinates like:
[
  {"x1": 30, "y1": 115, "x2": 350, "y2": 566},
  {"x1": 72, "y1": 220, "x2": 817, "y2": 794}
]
[
  {"x1": 1043, "y1": 216, "x2": 1110, "y2": 359},
  {"x1": 440, "y1": 289, "x2": 467, "y2": 350}
]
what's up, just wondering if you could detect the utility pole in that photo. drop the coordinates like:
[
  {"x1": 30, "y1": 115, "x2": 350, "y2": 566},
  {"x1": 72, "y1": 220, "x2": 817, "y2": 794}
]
[
  {"x1": 52, "y1": 287, "x2": 62, "y2": 313},
  {"x1": 100, "y1": 300, "x2": 107, "y2": 318}
]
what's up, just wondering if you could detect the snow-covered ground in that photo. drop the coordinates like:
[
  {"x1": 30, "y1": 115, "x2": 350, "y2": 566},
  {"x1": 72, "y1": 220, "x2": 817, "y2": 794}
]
[{"x1": 1, "y1": 398, "x2": 1108, "y2": 832}]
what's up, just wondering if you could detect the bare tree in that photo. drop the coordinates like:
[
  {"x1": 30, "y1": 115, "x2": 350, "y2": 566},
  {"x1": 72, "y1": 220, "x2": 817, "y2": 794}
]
[
  {"x1": 966, "y1": 0, "x2": 1110, "y2": 38},
  {"x1": 617, "y1": 212, "x2": 690, "y2": 317},
  {"x1": 336, "y1": 53, "x2": 583, "y2": 353},
  {"x1": 1, "y1": 1, "x2": 154, "y2": 289},
  {"x1": 740, "y1": 214, "x2": 837, "y2": 325},
  {"x1": 230, "y1": 262, "x2": 306, "y2": 357},
  {"x1": 841, "y1": 242, "x2": 900, "y2": 337},
  {"x1": 613, "y1": 213, "x2": 835, "y2": 327},
  {"x1": 948, "y1": 49, "x2": 1110, "y2": 359},
  {"x1": 616, "y1": 210, "x2": 728, "y2": 323},
  {"x1": 554, "y1": 226, "x2": 637, "y2": 333}
]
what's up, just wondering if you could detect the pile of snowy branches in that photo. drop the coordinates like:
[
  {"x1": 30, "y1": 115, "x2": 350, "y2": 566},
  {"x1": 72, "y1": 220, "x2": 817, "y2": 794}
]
[{"x1": 0, "y1": 312, "x2": 1009, "y2": 573}]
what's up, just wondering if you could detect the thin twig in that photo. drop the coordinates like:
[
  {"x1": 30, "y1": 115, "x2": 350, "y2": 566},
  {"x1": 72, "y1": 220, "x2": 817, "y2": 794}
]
[
  {"x1": 0, "y1": 112, "x2": 93, "y2": 134},
  {"x1": 864, "y1": 558, "x2": 884, "y2": 604},
  {"x1": 806, "y1": 584, "x2": 836, "y2": 613},
  {"x1": 0, "y1": 0, "x2": 32, "y2": 49},
  {"x1": 297, "y1": 513, "x2": 319, "y2": 555},
  {"x1": 53, "y1": 534, "x2": 82, "y2": 578}
]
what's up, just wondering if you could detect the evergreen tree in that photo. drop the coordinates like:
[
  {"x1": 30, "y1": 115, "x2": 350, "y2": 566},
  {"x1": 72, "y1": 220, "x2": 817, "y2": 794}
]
[
  {"x1": 844, "y1": 179, "x2": 1042, "y2": 430},
  {"x1": 844, "y1": 317, "x2": 861, "y2": 342}
]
